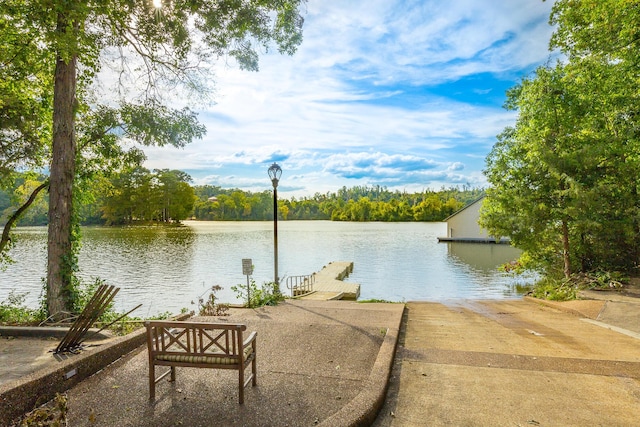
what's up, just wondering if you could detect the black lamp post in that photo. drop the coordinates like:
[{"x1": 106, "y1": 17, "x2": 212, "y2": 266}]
[{"x1": 267, "y1": 162, "x2": 282, "y2": 292}]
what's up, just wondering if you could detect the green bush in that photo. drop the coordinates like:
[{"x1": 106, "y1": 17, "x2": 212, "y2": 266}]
[
  {"x1": 232, "y1": 280, "x2": 283, "y2": 308},
  {"x1": 531, "y1": 271, "x2": 627, "y2": 301},
  {"x1": 195, "y1": 285, "x2": 229, "y2": 316},
  {"x1": 0, "y1": 291, "x2": 43, "y2": 325},
  {"x1": 531, "y1": 276, "x2": 578, "y2": 301},
  {"x1": 74, "y1": 277, "x2": 120, "y2": 323}
]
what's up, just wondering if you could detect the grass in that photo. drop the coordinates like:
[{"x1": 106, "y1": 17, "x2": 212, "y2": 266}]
[{"x1": 358, "y1": 298, "x2": 401, "y2": 304}]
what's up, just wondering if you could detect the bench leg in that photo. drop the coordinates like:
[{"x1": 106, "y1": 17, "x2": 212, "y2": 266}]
[
  {"x1": 239, "y1": 367, "x2": 245, "y2": 404},
  {"x1": 170, "y1": 366, "x2": 176, "y2": 382},
  {"x1": 252, "y1": 355, "x2": 257, "y2": 386},
  {"x1": 149, "y1": 364, "x2": 155, "y2": 400}
]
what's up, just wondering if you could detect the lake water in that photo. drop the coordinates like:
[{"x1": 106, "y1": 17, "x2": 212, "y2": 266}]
[{"x1": 0, "y1": 221, "x2": 532, "y2": 316}]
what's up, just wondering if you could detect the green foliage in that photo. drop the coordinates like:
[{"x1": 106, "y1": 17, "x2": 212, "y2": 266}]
[
  {"x1": 0, "y1": 173, "x2": 49, "y2": 266},
  {"x1": 0, "y1": 291, "x2": 43, "y2": 325},
  {"x1": 482, "y1": 0, "x2": 640, "y2": 279},
  {"x1": 531, "y1": 271, "x2": 627, "y2": 301},
  {"x1": 232, "y1": 280, "x2": 284, "y2": 308},
  {"x1": 3, "y1": 177, "x2": 484, "y2": 226},
  {"x1": 193, "y1": 185, "x2": 484, "y2": 222},
  {"x1": 0, "y1": 174, "x2": 49, "y2": 226},
  {"x1": 194, "y1": 285, "x2": 230, "y2": 316},
  {"x1": 530, "y1": 276, "x2": 578, "y2": 301},
  {"x1": 95, "y1": 167, "x2": 195, "y2": 225},
  {"x1": 0, "y1": 1, "x2": 54, "y2": 179},
  {"x1": 358, "y1": 299, "x2": 399, "y2": 304}
]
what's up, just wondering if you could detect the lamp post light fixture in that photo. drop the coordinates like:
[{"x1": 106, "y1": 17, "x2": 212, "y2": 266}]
[{"x1": 267, "y1": 162, "x2": 282, "y2": 293}]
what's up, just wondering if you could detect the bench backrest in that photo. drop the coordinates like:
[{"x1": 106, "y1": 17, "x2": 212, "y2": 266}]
[{"x1": 145, "y1": 321, "x2": 247, "y2": 363}]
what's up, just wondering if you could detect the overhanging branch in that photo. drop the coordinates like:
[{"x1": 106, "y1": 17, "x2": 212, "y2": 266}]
[{"x1": 0, "y1": 180, "x2": 49, "y2": 253}]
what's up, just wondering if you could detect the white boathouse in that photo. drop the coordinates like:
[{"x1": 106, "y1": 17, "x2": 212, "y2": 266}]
[{"x1": 438, "y1": 196, "x2": 508, "y2": 243}]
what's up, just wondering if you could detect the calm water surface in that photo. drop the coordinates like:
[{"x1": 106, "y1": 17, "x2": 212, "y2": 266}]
[{"x1": 1, "y1": 221, "x2": 531, "y2": 316}]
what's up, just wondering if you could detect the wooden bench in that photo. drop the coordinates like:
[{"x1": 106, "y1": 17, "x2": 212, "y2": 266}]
[{"x1": 145, "y1": 320, "x2": 257, "y2": 404}]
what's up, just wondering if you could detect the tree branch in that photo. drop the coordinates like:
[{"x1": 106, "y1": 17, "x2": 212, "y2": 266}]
[{"x1": 0, "y1": 180, "x2": 49, "y2": 253}]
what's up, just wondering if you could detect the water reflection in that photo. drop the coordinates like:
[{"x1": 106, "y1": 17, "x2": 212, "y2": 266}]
[
  {"x1": 446, "y1": 242, "x2": 520, "y2": 274},
  {"x1": 1, "y1": 221, "x2": 532, "y2": 316}
]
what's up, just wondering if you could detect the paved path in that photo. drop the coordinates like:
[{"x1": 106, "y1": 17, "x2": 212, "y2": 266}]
[
  {"x1": 4, "y1": 295, "x2": 640, "y2": 426},
  {"x1": 61, "y1": 300, "x2": 403, "y2": 427},
  {"x1": 373, "y1": 299, "x2": 640, "y2": 426}
]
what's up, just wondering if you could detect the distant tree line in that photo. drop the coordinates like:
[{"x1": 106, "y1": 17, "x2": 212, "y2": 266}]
[
  {"x1": 194, "y1": 184, "x2": 483, "y2": 222},
  {"x1": 1, "y1": 171, "x2": 484, "y2": 226},
  {"x1": 1, "y1": 168, "x2": 195, "y2": 226}
]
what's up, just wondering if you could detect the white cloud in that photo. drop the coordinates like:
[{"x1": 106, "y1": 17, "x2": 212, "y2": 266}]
[{"x1": 139, "y1": 0, "x2": 556, "y2": 197}]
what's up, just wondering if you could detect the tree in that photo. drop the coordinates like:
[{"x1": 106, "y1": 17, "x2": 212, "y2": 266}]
[
  {"x1": 2, "y1": 1, "x2": 305, "y2": 318},
  {"x1": 549, "y1": 0, "x2": 640, "y2": 65},
  {"x1": 0, "y1": 5, "x2": 52, "y2": 181},
  {"x1": 481, "y1": 65, "x2": 580, "y2": 277},
  {"x1": 549, "y1": 0, "x2": 640, "y2": 272},
  {"x1": 481, "y1": 0, "x2": 640, "y2": 277},
  {"x1": 102, "y1": 167, "x2": 152, "y2": 224},
  {"x1": 154, "y1": 169, "x2": 195, "y2": 222}
]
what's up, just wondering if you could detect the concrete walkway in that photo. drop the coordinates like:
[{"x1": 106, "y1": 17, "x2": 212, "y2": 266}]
[
  {"x1": 373, "y1": 296, "x2": 640, "y2": 426},
  {"x1": 62, "y1": 300, "x2": 404, "y2": 427},
  {"x1": 3, "y1": 292, "x2": 640, "y2": 426}
]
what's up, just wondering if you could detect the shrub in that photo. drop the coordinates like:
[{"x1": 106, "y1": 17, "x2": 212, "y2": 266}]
[
  {"x1": 231, "y1": 280, "x2": 283, "y2": 308},
  {"x1": 530, "y1": 271, "x2": 627, "y2": 301},
  {"x1": 194, "y1": 285, "x2": 229, "y2": 316},
  {"x1": 0, "y1": 291, "x2": 42, "y2": 325}
]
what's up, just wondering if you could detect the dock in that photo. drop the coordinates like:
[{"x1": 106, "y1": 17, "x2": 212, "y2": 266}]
[
  {"x1": 437, "y1": 236, "x2": 511, "y2": 243},
  {"x1": 292, "y1": 261, "x2": 360, "y2": 301}
]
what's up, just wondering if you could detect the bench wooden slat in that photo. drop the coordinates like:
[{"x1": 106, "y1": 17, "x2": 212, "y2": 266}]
[{"x1": 145, "y1": 320, "x2": 257, "y2": 404}]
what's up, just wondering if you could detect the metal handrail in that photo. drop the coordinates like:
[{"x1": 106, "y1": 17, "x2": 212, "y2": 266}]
[{"x1": 285, "y1": 274, "x2": 315, "y2": 296}]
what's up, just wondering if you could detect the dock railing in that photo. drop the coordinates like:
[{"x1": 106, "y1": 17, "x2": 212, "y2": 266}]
[{"x1": 285, "y1": 274, "x2": 315, "y2": 297}]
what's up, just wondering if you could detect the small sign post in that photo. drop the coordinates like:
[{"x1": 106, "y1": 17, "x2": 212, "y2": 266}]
[{"x1": 242, "y1": 259, "x2": 253, "y2": 307}]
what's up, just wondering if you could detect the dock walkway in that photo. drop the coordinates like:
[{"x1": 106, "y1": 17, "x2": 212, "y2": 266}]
[{"x1": 294, "y1": 261, "x2": 360, "y2": 301}]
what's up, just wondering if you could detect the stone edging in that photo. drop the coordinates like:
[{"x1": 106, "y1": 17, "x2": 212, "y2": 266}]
[
  {"x1": 319, "y1": 306, "x2": 405, "y2": 427},
  {"x1": 0, "y1": 327, "x2": 147, "y2": 426},
  {"x1": 0, "y1": 314, "x2": 191, "y2": 426}
]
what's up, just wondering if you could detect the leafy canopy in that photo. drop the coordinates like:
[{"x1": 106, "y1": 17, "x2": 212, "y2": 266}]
[{"x1": 481, "y1": 0, "x2": 640, "y2": 277}]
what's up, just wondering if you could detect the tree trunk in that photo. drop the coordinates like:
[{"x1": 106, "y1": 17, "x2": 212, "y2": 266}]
[
  {"x1": 561, "y1": 219, "x2": 571, "y2": 278},
  {"x1": 47, "y1": 16, "x2": 78, "y2": 319}
]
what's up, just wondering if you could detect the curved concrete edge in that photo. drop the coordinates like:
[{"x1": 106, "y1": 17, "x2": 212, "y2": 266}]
[
  {"x1": 0, "y1": 327, "x2": 147, "y2": 426},
  {"x1": 523, "y1": 295, "x2": 603, "y2": 319},
  {"x1": 0, "y1": 313, "x2": 191, "y2": 426},
  {"x1": 319, "y1": 305, "x2": 405, "y2": 427}
]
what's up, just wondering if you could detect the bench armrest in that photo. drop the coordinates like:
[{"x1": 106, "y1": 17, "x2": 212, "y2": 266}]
[{"x1": 243, "y1": 331, "x2": 257, "y2": 348}]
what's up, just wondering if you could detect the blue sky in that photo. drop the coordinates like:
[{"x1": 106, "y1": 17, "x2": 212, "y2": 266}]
[{"x1": 142, "y1": 0, "x2": 557, "y2": 198}]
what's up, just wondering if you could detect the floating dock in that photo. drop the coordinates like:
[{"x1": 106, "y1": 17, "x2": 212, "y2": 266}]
[
  {"x1": 294, "y1": 261, "x2": 360, "y2": 301},
  {"x1": 437, "y1": 237, "x2": 511, "y2": 243}
]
